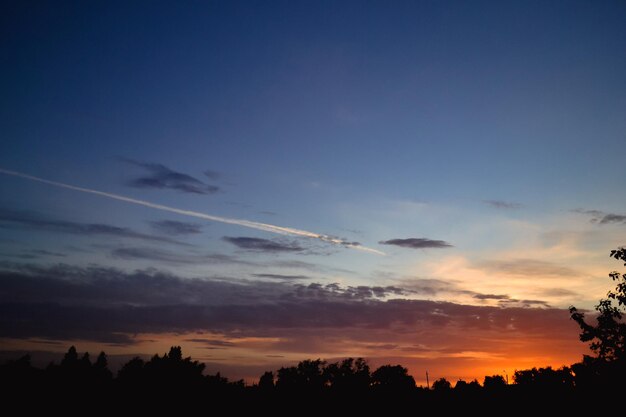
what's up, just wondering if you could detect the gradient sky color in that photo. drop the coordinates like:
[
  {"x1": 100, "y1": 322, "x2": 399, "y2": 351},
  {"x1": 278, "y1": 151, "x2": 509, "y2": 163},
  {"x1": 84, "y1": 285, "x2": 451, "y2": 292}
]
[{"x1": 1, "y1": 0, "x2": 625, "y2": 384}]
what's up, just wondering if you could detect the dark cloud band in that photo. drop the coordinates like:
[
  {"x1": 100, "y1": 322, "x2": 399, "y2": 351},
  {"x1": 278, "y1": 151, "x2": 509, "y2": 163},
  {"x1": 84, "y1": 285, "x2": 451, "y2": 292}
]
[
  {"x1": 223, "y1": 236, "x2": 304, "y2": 252},
  {"x1": 124, "y1": 159, "x2": 219, "y2": 194},
  {"x1": 379, "y1": 238, "x2": 453, "y2": 249},
  {"x1": 0, "y1": 264, "x2": 563, "y2": 345},
  {"x1": 0, "y1": 208, "x2": 187, "y2": 246}
]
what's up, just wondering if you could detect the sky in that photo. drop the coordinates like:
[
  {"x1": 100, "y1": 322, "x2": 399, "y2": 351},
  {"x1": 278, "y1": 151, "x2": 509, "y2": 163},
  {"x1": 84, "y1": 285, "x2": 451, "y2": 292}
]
[{"x1": 1, "y1": 0, "x2": 625, "y2": 384}]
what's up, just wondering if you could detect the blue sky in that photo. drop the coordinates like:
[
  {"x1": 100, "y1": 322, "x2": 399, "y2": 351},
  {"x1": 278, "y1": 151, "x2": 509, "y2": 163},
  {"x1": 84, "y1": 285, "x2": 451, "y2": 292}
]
[{"x1": 1, "y1": 0, "x2": 625, "y2": 382}]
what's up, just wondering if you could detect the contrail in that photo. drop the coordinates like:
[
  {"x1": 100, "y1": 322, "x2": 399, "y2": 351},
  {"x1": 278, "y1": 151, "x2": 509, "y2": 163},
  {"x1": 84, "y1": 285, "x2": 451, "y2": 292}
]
[{"x1": 0, "y1": 168, "x2": 385, "y2": 255}]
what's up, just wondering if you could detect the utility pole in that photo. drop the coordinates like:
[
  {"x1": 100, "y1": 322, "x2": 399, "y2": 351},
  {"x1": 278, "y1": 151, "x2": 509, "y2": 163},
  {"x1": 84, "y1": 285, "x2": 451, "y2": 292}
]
[{"x1": 426, "y1": 371, "x2": 430, "y2": 389}]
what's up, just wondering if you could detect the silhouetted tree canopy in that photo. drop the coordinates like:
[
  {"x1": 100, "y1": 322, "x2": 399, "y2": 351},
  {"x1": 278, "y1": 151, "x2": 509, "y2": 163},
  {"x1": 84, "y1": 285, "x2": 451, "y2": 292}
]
[
  {"x1": 483, "y1": 375, "x2": 506, "y2": 391},
  {"x1": 570, "y1": 248, "x2": 626, "y2": 361},
  {"x1": 324, "y1": 358, "x2": 370, "y2": 391},
  {"x1": 258, "y1": 371, "x2": 275, "y2": 390},
  {"x1": 454, "y1": 379, "x2": 481, "y2": 395},
  {"x1": 276, "y1": 359, "x2": 326, "y2": 392},
  {"x1": 432, "y1": 377, "x2": 452, "y2": 391},
  {"x1": 513, "y1": 366, "x2": 573, "y2": 390},
  {"x1": 371, "y1": 364, "x2": 415, "y2": 392},
  {"x1": 570, "y1": 248, "x2": 626, "y2": 387}
]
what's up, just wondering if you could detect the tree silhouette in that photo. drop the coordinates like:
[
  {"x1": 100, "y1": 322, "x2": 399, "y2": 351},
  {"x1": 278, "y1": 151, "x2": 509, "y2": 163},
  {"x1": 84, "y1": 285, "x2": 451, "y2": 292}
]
[
  {"x1": 570, "y1": 248, "x2": 626, "y2": 362},
  {"x1": 569, "y1": 248, "x2": 626, "y2": 387},
  {"x1": 61, "y1": 345, "x2": 78, "y2": 367},
  {"x1": 258, "y1": 371, "x2": 275, "y2": 390},
  {"x1": 117, "y1": 357, "x2": 145, "y2": 383},
  {"x1": 432, "y1": 377, "x2": 452, "y2": 391},
  {"x1": 454, "y1": 379, "x2": 481, "y2": 395},
  {"x1": 1, "y1": 340, "x2": 614, "y2": 409},
  {"x1": 93, "y1": 351, "x2": 113, "y2": 381},
  {"x1": 371, "y1": 364, "x2": 415, "y2": 392},
  {"x1": 324, "y1": 358, "x2": 370, "y2": 392},
  {"x1": 276, "y1": 359, "x2": 326, "y2": 392},
  {"x1": 483, "y1": 375, "x2": 506, "y2": 391},
  {"x1": 513, "y1": 366, "x2": 573, "y2": 390}
]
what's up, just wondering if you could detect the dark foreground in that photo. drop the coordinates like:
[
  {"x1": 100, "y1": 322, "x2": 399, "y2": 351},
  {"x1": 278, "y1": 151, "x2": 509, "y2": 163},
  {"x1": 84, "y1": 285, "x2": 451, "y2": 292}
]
[{"x1": 2, "y1": 346, "x2": 624, "y2": 414}]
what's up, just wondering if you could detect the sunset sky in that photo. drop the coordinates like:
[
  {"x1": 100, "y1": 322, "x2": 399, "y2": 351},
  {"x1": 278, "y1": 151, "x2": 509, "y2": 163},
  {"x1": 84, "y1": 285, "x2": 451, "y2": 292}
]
[{"x1": 1, "y1": 0, "x2": 625, "y2": 384}]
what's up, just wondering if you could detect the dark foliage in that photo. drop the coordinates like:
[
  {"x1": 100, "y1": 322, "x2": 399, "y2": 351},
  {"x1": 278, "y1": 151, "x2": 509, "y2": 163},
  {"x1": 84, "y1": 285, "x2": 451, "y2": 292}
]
[{"x1": 570, "y1": 247, "x2": 626, "y2": 388}]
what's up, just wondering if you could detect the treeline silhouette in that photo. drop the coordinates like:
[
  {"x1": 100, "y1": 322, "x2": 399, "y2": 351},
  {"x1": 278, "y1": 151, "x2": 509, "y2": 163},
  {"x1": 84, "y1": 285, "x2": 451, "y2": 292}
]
[
  {"x1": 2, "y1": 248, "x2": 625, "y2": 412},
  {"x1": 1, "y1": 344, "x2": 622, "y2": 413}
]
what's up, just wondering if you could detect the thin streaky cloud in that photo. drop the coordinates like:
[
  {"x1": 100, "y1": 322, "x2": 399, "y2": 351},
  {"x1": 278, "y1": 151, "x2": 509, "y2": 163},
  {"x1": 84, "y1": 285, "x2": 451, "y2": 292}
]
[
  {"x1": 483, "y1": 200, "x2": 523, "y2": 209},
  {"x1": 253, "y1": 273, "x2": 311, "y2": 280},
  {"x1": 571, "y1": 208, "x2": 626, "y2": 225},
  {"x1": 0, "y1": 168, "x2": 385, "y2": 255},
  {"x1": 223, "y1": 236, "x2": 304, "y2": 252},
  {"x1": 598, "y1": 213, "x2": 626, "y2": 224},
  {"x1": 379, "y1": 238, "x2": 453, "y2": 249},
  {"x1": 110, "y1": 247, "x2": 249, "y2": 265},
  {"x1": 150, "y1": 220, "x2": 203, "y2": 235},
  {"x1": 123, "y1": 159, "x2": 219, "y2": 194},
  {"x1": 0, "y1": 208, "x2": 187, "y2": 246}
]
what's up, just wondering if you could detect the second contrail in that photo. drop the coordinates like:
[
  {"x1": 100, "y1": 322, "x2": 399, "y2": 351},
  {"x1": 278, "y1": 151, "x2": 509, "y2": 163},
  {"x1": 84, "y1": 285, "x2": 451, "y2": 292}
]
[{"x1": 0, "y1": 168, "x2": 385, "y2": 255}]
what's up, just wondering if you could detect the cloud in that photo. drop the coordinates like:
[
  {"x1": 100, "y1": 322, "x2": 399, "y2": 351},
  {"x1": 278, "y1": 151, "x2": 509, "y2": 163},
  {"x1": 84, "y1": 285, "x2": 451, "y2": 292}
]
[
  {"x1": 111, "y1": 247, "x2": 248, "y2": 265},
  {"x1": 516, "y1": 299, "x2": 551, "y2": 307},
  {"x1": 379, "y1": 238, "x2": 453, "y2": 249},
  {"x1": 398, "y1": 278, "x2": 464, "y2": 296},
  {"x1": 0, "y1": 264, "x2": 572, "y2": 345},
  {"x1": 253, "y1": 273, "x2": 311, "y2": 281},
  {"x1": 538, "y1": 288, "x2": 579, "y2": 298},
  {"x1": 475, "y1": 259, "x2": 579, "y2": 278},
  {"x1": 473, "y1": 294, "x2": 510, "y2": 300},
  {"x1": 483, "y1": 200, "x2": 523, "y2": 209},
  {"x1": 184, "y1": 338, "x2": 234, "y2": 348},
  {"x1": 0, "y1": 249, "x2": 67, "y2": 260},
  {"x1": 572, "y1": 208, "x2": 626, "y2": 225},
  {"x1": 124, "y1": 159, "x2": 219, "y2": 194},
  {"x1": 0, "y1": 263, "x2": 585, "y2": 381},
  {"x1": 150, "y1": 220, "x2": 203, "y2": 235},
  {"x1": 28, "y1": 249, "x2": 66, "y2": 257},
  {"x1": 571, "y1": 208, "x2": 604, "y2": 217},
  {"x1": 223, "y1": 237, "x2": 304, "y2": 252},
  {"x1": 287, "y1": 282, "x2": 411, "y2": 301},
  {"x1": 203, "y1": 170, "x2": 220, "y2": 181},
  {"x1": 0, "y1": 208, "x2": 187, "y2": 246},
  {"x1": 472, "y1": 293, "x2": 551, "y2": 308},
  {"x1": 598, "y1": 214, "x2": 626, "y2": 224},
  {"x1": 0, "y1": 168, "x2": 383, "y2": 255}
]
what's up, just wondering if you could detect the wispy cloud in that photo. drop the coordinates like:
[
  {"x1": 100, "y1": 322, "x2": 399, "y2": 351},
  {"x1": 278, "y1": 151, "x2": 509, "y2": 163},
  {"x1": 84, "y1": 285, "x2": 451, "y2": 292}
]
[
  {"x1": 572, "y1": 208, "x2": 626, "y2": 224},
  {"x1": 124, "y1": 159, "x2": 219, "y2": 194},
  {"x1": 0, "y1": 208, "x2": 187, "y2": 246},
  {"x1": 598, "y1": 214, "x2": 626, "y2": 224},
  {"x1": 111, "y1": 247, "x2": 248, "y2": 265},
  {"x1": 203, "y1": 170, "x2": 220, "y2": 181},
  {"x1": 484, "y1": 200, "x2": 523, "y2": 209},
  {"x1": 0, "y1": 168, "x2": 384, "y2": 255},
  {"x1": 253, "y1": 273, "x2": 311, "y2": 281},
  {"x1": 223, "y1": 236, "x2": 304, "y2": 253},
  {"x1": 475, "y1": 259, "x2": 579, "y2": 277},
  {"x1": 379, "y1": 238, "x2": 453, "y2": 249},
  {"x1": 184, "y1": 338, "x2": 235, "y2": 349},
  {"x1": 1, "y1": 249, "x2": 68, "y2": 260},
  {"x1": 28, "y1": 249, "x2": 66, "y2": 257},
  {"x1": 472, "y1": 294, "x2": 551, "y2": 308},
  {"x1": 150, "y1": 220, "x2": 203, "y2": 235},
  {"x1": 398, "y1": 278, "x2": 464, "y2": 296},
  {"x1": 473, "y1": 293, "x2": 510, "y2": 301}
]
